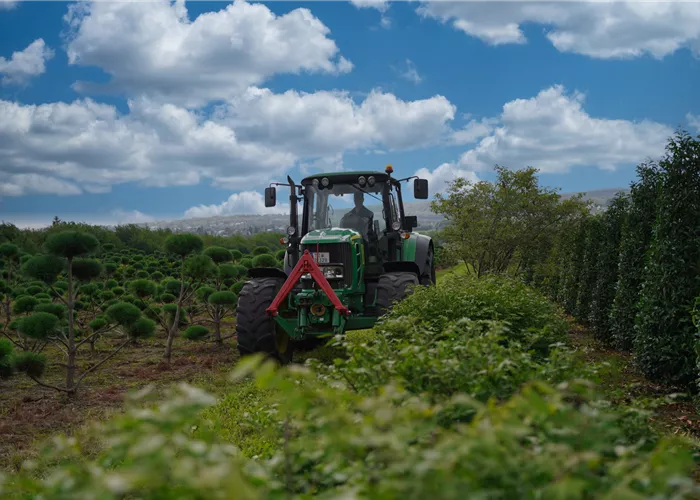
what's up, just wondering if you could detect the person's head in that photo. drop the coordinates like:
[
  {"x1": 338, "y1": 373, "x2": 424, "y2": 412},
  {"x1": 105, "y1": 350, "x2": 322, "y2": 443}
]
[{"x1": 353, "y1": 191, "x2": 364, "y2": 208}]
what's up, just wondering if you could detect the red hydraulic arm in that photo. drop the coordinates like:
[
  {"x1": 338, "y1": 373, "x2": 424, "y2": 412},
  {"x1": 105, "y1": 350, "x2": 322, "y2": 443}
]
[{"x1": 266, "y1": 250, "x2": 350, "y2": 317}]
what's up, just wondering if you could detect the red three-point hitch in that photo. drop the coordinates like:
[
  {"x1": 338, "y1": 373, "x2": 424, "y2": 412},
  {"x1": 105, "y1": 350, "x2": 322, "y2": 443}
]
[{"x1": 266, "y1": 250, "x2": 350, "y2": 317}]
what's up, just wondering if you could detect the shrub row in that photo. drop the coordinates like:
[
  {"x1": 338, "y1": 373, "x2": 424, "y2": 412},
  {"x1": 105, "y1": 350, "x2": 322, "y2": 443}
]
[
  {"x1": 2, "y1": 274, "x2": 697, "y2": 497},
  {"x1": 540, "y1": 131, "x2": 700, "y2": 389}
]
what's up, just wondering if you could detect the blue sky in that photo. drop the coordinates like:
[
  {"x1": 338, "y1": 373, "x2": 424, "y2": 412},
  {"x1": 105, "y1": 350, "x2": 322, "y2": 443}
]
[{"x1": 0, "y1": 0, "x2": 698, "y2": 227}]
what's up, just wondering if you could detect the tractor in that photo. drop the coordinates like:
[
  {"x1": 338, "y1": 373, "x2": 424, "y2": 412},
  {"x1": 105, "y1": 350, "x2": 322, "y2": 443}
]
[{"x1": 235, "y1": 165, "x2": 435, "y2": 363}]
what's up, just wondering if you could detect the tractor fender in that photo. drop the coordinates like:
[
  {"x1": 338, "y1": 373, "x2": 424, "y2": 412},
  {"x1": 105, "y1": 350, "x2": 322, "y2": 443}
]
[
  {"x1": 247, "y1": 267, "x2": 289, "y2": 280},
  {"x1": 383, "y1": 260, "x2": 420, "y2": 276},
  {"x1": 401, "y1": 233, "x2": 433, "y2": 276}
]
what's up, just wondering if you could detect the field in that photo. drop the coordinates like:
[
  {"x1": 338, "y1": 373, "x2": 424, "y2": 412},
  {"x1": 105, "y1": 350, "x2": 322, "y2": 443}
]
[{"x1": 1, "y1": 131, "x2": 699, "y2": 497}]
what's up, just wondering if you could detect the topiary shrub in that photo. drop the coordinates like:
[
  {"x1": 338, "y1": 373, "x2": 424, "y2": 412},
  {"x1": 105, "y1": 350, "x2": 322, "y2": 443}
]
[{"x1": 252, "y1": 254, "x2": 277, "y2": 268}]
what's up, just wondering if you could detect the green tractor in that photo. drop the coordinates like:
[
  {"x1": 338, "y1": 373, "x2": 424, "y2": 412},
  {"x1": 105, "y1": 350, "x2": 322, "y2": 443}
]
[{"x1": 235, "y1": 165, "x2": 434, "y2": 363}]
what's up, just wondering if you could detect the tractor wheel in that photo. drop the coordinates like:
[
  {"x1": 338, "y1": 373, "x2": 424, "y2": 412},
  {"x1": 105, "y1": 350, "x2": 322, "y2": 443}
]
[
  {"x1": 236, "y1": 277, "x2": 294, "y2": 365},
  {"x1": 420, "y1": 245, "x2": 436, "y2": 286},
  {"x1": 376, "y1": 272, "x2": 420, "y2": 315}
]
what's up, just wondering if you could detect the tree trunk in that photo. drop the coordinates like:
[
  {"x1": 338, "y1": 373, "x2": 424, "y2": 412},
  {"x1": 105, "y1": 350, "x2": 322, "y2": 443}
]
[
  {"x1": 163, "y1": 257, "x2": 185, "y2": 364},
  {"x1": 214, "y1": 308, "x2": 222, "y2": 344},
  {"x1": 66, "y1": 257, "x2": 76, "y2": 394}
]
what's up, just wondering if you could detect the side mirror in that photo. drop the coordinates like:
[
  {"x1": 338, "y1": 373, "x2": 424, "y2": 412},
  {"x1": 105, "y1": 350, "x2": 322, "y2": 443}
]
[
  {"x1": 404, "y1": 215, "x2": 418, "y2": 231},
  {"x1": 414, "y1": 178, "x2": 429, "y2": 199},
  {"x1": 264, "y1": 186, "x2": 276, "y2": 207}
]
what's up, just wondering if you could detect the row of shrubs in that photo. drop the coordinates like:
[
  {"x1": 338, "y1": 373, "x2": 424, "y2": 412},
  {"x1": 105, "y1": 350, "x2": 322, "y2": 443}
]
[
  {"x1": 533, "y1": 131, "x2": 700, "y2": 389},
  {"x1": 0, "y1": 231, "x2": 287, "y2": 392},
  {"x1": 2, "y1": 274, "x2": 697, "y2": 497}
]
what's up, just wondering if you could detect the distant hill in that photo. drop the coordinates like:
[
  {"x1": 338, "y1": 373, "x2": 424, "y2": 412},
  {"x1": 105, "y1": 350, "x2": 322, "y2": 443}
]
[{"x1": 140, "y1": 187, "x2": 628, "y2": 236}]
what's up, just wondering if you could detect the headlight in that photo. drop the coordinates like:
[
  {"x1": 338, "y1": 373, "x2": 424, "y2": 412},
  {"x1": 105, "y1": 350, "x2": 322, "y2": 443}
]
[
  {"x1": 321, "y1": 177, "x2": 330, "y2": 187},
  {"x1": 286, "y1": 225, "x2": 296, "y2": 236},
  {"x1": 367, "y1": 176, "x2": 375, "y2": 186},
  {"x1": 391, "y1": 221, "x2": 401, "y2": 231},
  {"x1": 358, "y1": 176, "x2": 366, "y2": 186},
  {"x1": 321, "y1": 266, "x2": 343, "y2": 279}
]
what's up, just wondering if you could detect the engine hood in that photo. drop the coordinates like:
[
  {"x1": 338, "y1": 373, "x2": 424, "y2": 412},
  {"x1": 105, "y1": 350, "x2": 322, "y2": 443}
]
[{"x1": 301, "y1": 227, "x2": 362, "y2": 245}]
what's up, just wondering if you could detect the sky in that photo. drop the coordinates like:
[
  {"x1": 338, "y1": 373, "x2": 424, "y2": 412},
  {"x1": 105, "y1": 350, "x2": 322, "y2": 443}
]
[{"x1": 0, "y1": 0, "x2": 698, "y2": 228}]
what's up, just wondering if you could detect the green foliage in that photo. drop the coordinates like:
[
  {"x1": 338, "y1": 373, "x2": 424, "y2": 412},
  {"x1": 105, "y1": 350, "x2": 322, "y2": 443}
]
[
  {"x1": 0, "y1": 338, "x2": 13, "y2": 379},
  {"x1": 21, "y1": 255, "x2": 65, "y2": 284},
  {"x1": 33, "y1": 302, "x2": 67, "y2": 320},
  {"x1": 204, "y1": 246, "x2": 233, "y2": 264},
  {"x1": 18, "y1": 312, "x2": 59, "y2": 340},
  {"x1": 71, "y1": 258, "x2": 103, "y2": 282},
  {"x1": 185, "y1": 254, "x2": 216, "y2": 280},
  {"x1": 252, "y1": 246, "x2": 269, "y2": 256},
  {"x1": 217, "y1": 263, "x2": 239, "y2": 281},
  {"x1": 164, "y1": 233, "x2": 204, "y2": 258},
  {"x1": 432, "y1": 166, "x2": 588, "y2": 277},
  {"x1": 12, "y1": 351, "x2": 46, "y2": 378},
  {"x1": 388, "y1": 275, "x2": 567, "y2": 356},
  {"x1": 208, "y1": 291, "x2": 237, "y2": 307},
  {"x1": 183, "y1": 325, "x2": 209, "y2": 340},
  {"x1": 12, "y1": 295, "x2": 39, "y2": 315},
  {"x1": 574, "y1": 215, "x2": 604, "y2": 321},
  {"x1": 252, "y1": 253, "x2": 277, "y2": 268},
  {"x1": 105, "y1": 302, "x2": 142, "y2": 327},
  {"x1": 635, "y1": 131, "x2": 700, "y2": 387},
  {"x1": 589, "y1": 194, "x2": 629, "y2": 343},
  {"x1": 128, "y1": 278, "x2": 157, "y2": 299},
  {"x1": 239, "y1": 258, "x2": 253, "y2": 269},
  {"x1": 275, "y1": 249, "x2": 286, "y2": 261},
  {"x1": 44, "y1": 231, "x2": 99, "y2": 259},
  {"x1": 127, "y1": 317, "x2": 156, "y2": 339},
  {"x1": 196, "y1": 286, "x2": 215, "y2": 302},
  {"x1": 231, "y1": 249, "x2": 243, "y2": 261},
  {"x1": 0, "y1": 242, "x2": 20, "y2": 260}
]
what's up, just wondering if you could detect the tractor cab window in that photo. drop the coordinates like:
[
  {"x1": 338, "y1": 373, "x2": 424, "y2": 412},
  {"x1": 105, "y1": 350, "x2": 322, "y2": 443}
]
[{"x1": 305, "y1": 182, "x2": 387, "y2": 238}]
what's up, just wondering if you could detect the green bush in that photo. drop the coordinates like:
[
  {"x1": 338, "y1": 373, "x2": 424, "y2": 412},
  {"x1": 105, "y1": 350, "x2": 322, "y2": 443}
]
[
  {"x1": 635, "y1": 132, "x2": 700, "y2": 387},
  {"x1": 387, "y1": 274, "x2": 568, "y2": 357},
  {"x1": 252, "y1": 253, "x2": 277, "y2": 268},
  {"x1": 610, "y1": 160, "x2": 663, "y2": 350}
]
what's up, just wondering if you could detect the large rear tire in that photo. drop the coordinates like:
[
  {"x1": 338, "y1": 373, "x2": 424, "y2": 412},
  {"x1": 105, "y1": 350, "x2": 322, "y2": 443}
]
[
  {"x1": 420, "y1": 245, "x2": 436, "y2": 286},
  {"x1": 236, "y1": 277, "x2": 294, "y2": 364},
  {"x1": 376, "y1": 272, "x2": 420, "y2": 316}
]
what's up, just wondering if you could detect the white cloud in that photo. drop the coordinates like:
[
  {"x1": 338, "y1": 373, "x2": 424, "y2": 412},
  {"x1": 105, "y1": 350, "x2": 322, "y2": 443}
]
[
  {"x1": 397, "y1": 59, "x2": 423, "y2": 84},
  {"x1": 0, "y1": 0, "x2": 17, "y2": 10},
  {"x1": 184, "y1": 191, "x2": 288, "y2": 218},
  {"x1": 418, "y1": 1, "x2": 700, "y2": 59},
  {"x1": 0, "y1": 39, "x2": 54, "y2": 85},
  {"x1": 63, "y1": 0, "x2": 352, "y2": 107},
  {"x1": 455, "y1": 85, "x2": 673, "y2": 173},
  {"x1": 0, "y1": 88, "x2": 454, "y2": 194},
  {"x1": 350, "y1": 0, "x2": 390, "y2": 13},
  {"x1": 110, "y1": 209, "x2": 155, "y2": 225},
  {"x1": 415, "y1": 162, "x2": 479, "y2": 194},
  {"x1": 213, "y1": 87, "x2": 456, "y2": 156},
  {"x1": 688, "y1": 112, "x2": 700, "y2": 132},
  {"x1": 0, "y1": 173, "x2": 82, "y2": 197},
  {"x1": 4, "y1": 209, "x2": 157, "y2": 229},
  {"x1": 451, "y1": 118, "x2": 497, "y2": 145}
]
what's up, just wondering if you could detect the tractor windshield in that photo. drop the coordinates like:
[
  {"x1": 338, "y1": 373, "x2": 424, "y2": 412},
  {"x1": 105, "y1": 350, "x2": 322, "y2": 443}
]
[{"x1": 305, "y1": 182, "x2": 387, "y2": 238}]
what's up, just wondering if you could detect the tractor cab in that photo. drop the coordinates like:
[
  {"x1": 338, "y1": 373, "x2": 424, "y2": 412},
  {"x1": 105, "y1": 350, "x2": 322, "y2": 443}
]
[{"x1": 237, "y1": 165, "x2": 434, "y2": 363}]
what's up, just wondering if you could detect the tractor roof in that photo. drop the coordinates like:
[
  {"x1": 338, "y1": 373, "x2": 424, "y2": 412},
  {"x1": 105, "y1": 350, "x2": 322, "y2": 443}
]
[{"x1": 301, "y1": 171, "x2": 390, "y2": 185}]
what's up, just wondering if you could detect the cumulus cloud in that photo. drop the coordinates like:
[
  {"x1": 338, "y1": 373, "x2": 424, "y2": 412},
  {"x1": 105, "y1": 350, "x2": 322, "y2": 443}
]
[
  {"x1": 350, "y1": 0, "x2": 390, "y2": 13},
  {"x1": 0, "y1": 39, "x2": 54, "y2": 85},
  {"x1": 418, "y1": 1, "x2": 700, "y2": 59},
  {"x1": 214, "y1": 87, "x2": 455, "y2": 157},
  {"x1": 184, "y1": 191, "x2": 288, "y2": 218},
  {"x1": 63, "y1": 0, "x2": 353, "y2": 106},
  {"x1": 688, "y1": 113, "x2": 700, "y2": 132},
  {"x1": 415, "y1": 163, "x2": 479, "y2": 194},
  {"x1": 0, "y1": 0, "x2": 17, "y2": 10},
  {"x1": 451, "y1": 117, "x2": 497, "y2": 145},
  {"x1": 4, "y1": 209, "x2": 156, "y2": 229},
  {"x1": 455, "y1": 85, "x2": 673, "y2": 173},
  {"x1": 0, "y1": 88, "x2": 455, "y2": 195}
]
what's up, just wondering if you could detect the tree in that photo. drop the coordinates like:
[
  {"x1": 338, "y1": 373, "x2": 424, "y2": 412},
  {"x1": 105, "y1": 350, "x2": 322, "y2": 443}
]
[
  {"x1": 635, "y1": 131, "x2": 700, "y2": 388},
  {"x1": 432, "y1": 166, "x2": 588, "y2": 277},
  {"x1": 609, "y1": 160, "x2": 663, "y2": 351},
  {"x1": 0, "y1": 243, "x2": 20, "y2": 327},
  {"x1": 162, "y1": 233, "x2": 207, "y2": 363},
  {"x1": 588, "y1": 194, "x2": 629, "y2": 343}
]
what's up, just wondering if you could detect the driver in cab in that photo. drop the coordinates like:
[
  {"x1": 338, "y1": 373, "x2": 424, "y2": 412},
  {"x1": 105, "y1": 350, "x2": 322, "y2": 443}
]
[{"x1": 340, "y1": 191, "x2": 374, "y2": 240}]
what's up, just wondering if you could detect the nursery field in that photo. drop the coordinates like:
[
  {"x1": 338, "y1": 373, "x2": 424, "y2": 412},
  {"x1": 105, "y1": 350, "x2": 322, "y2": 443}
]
[{"x1": 1, "y1": 130, "x2": 699, "y2": 498}]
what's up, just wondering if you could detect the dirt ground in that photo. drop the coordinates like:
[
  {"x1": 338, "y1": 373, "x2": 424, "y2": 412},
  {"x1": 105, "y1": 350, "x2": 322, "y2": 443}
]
[{"x1": 0, "y1": 331, "x2": 238, "y2": 471}]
